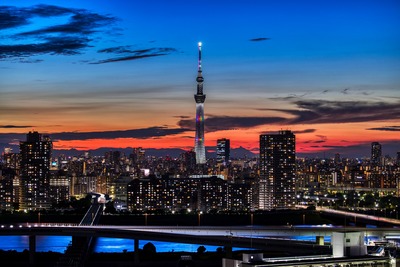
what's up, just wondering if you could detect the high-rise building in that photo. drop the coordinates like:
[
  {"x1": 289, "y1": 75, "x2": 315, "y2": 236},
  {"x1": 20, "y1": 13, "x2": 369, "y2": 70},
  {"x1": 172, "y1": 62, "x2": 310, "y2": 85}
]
[
  {"x1": 126, "y1": 176, "x2": 254, "y2": 212},
  {"x1": 49, "y1": 170, "x2": 70, "y2": 205},
  {"x1": 194, "y1": 42, "x2": 206, "y2": 164},
  {"x1": 334, "y1": 153, "x2": 341, "y2": 165},
  {"x1": 217, "y1": 138, "x2": 230, "y2": 166},
  {"x1": 20, "y1": 131, "x2": 52, "y2": 210},
  {"x1": 130, "y1": 147, "x2": 145, "y2": 168},
  {"x1": 259, "y1": 130, "x2": 296, "y2": 210},
  {"x1": 0, "y1": 168, "x2": 14, "y2": 211},
  {"x1": 371, "y1": 142, "x2": 382, "y2": 166}
]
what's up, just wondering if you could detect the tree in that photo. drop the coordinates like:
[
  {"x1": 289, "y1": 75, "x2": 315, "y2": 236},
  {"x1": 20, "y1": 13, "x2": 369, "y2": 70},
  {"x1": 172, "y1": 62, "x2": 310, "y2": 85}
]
[
  {"x1": 104, "y1": 201, "x2": 117, "y2": 214},
  {"x1": 197, "y1": 245, "x2": 206, "y2": 254},
  {"x1": 143, "y1": 242, "x2": 156, "y2": 254},
  {"x1": 362, "y1": 193, "x2": 376, "y2": 208}
]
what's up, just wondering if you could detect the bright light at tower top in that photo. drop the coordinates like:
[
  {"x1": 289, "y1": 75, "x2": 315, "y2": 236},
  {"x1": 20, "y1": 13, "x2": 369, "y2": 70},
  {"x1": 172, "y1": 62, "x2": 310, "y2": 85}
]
[{"x1": 198, "y1": 42, "x2": 202, "y2": 47}]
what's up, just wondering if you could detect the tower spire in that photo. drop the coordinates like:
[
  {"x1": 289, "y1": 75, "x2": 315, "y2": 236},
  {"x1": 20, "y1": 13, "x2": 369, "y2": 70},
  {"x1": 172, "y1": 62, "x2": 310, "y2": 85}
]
[
  {"x1": 194, "y1": 42, "x2": 206, "y2": 165},
  {"x1": 198, "y1": 42, "x2": 202, "y2": 71},
  {"x1": 196, "y1": 42, "x2": 204, "y2": 96}
]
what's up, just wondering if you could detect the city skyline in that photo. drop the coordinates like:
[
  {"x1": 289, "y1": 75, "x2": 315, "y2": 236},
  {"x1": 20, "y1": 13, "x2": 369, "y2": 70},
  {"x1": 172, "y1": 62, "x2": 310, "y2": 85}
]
[{"x1": 1, "y1": 0, "x2": 399, "y2": 158}]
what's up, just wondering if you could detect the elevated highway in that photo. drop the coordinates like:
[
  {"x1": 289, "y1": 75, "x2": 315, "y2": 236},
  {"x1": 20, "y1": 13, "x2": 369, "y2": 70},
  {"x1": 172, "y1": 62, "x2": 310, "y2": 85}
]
[{"x1": 1, "y1": 224, "x2": 400, "y2": 247}]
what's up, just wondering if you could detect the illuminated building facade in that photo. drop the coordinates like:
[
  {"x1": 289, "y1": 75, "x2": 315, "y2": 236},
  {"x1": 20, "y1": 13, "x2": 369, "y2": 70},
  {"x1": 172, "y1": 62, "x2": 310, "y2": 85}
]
[
  {"x1": 259, "y1": 130, "x2": 296, "y2": 210},
  {"x1": 126, "y1": 176, "x2": 253, "y2": 212},
  {"x1": 371, "y1": 142, "x2": 382, "y2": 166},
  {"x1": 127, "y1": 177, "x2": 199, "y2": 212},
  {"x1": 20, "y1": 131, "x2": 52, "y2": 210},
  {"x1": 217, "y1": 138, "x2": 230, "y2": 166},
  {"x1": 49, "y1": 170, "x2": 70, "y2": 204},
  {"x1": 194, "y1": 42, "x2": 206, "y2": 164},
  {"x1": 0, "y1": 168, "x2": 14, "y2": 210},
  {"x1": 198, "y1": 177, "x2": 227, "y2": 211}
]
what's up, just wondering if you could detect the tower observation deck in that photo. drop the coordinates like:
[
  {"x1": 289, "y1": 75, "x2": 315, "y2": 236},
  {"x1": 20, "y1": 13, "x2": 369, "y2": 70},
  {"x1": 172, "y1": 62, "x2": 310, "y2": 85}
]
[{"x1": 194, "y1": 42, "x2": 206, "y2": 164}]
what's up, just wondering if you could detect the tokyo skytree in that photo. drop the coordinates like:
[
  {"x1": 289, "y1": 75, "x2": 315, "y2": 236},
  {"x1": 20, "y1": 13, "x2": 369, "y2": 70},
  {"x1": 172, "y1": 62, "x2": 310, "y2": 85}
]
[{"x1": 194, "y1": 42, "x2": 206, "y2": 164}]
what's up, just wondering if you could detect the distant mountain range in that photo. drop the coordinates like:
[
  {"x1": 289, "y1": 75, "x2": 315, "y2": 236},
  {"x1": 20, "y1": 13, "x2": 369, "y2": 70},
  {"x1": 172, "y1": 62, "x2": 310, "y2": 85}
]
[
  {"x1": 2, "y1": 142, "x2": 398, "y2": 159},
  {"x1": 0, "y1": 143, "x2": 256, "y2": 159},
  {"x1": 56, "y1": 146, "x2": 257, "y2": 159}
]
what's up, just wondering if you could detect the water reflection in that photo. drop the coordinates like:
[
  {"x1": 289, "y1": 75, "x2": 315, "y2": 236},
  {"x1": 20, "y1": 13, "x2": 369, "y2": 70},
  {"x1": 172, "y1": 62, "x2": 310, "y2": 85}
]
[{"x1": 0, "y1": 236, "x2": 223, "y2": 253}]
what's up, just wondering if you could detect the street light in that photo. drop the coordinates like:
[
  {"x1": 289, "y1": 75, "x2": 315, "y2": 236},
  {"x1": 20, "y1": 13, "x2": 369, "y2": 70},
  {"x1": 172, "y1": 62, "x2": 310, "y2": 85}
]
[{"x1": 198, "y1": 211, "x2": 203, "y2": 226}]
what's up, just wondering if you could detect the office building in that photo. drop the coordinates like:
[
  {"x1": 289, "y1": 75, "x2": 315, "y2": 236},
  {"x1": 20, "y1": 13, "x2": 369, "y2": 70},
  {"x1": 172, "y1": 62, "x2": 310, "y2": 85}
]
[
  {"x1": 19, "y1": 131, "x2": 52, "y2": 210},
  {"x1": 0, "y1": 168, "x2": 14, "y2": 210},
  {"x1": 49, "y1": 170, "x2": 70, "y2": 205},
  {"x1": 126, "y1": 176, "x2": 253, "y2": 212},
  {"x1": 130, "y1": 147, "x2": 146, "y2": 170},
  {"x1": 371, "y1": 142, "x2": 382, "y2": 166},
  {"x1": 217, "y1": 138, "x2": 230, "y2": 166},
  {"x1": 259, "y1": 130, "x2": 296, "y2": 210}
]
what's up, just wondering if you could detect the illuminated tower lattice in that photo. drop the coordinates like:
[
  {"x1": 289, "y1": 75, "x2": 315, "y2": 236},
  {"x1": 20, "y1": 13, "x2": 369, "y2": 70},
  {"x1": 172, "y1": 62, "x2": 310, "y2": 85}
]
[{"x1": 194, "y1": 42, "x2": 206, "y2": 164}]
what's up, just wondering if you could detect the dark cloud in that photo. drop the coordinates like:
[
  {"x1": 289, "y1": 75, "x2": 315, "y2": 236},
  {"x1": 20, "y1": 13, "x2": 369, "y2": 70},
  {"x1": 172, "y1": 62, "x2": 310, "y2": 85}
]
[
  {"x1": 1, "y1": 5, "x2": 177, "y2": 63},
  {"x1": 15, "y1": 11, "x2": 115, "y2": 37},
  {"x1": 0, "y1": 37, "x2": 90, "y2": 58},
  {"x1": 0, "y1": 125, "x2": 33, "y2": 128},
  {"x1": 0, "y1": 134, "x2": 25, "y2": 146},
  {"x1": 98, "y1": 46, "x2": 135, "y2": 54},
  {"x1": 91, "y1": 53, "x2": 166, "y2": 64},
  {"x1": 293, "y1": 129, "x2": 316, "y2": 134},
  {"x1": 174, "y1": 99, "x2": 400, "y2": 134},
  {"x1": 273, "y1": 100, "x2": 400, "y2": 124},
  {"x1": 0, "y1": 4, "x2": 116, "y2": 59},
  {"x1": 341, "y1": 88, "x2": 350, "y2": 94},
  {"x1": 178, "y1": 116, "x2": 285, "y2": 132},
  {"x1": 93, "y1": 47, "x2": 177, "y2": 64},
  {"x1": 178, "y1": 100, "x2": 399, "y2": 133},
  {"x1": 366, "y1": 126, "x2": 400, "y2": 132},
  {"x1": 269, "y1": 92, "x2": 309, "y2": 101},
  {"x1": 158, "y1": 47, "x2": 177, "y2": 53},
  {"x1": 28, "y1": 4, "x2": 74, "y2": 18},
  {"x1": 174, "y1": 115, "x2": 191, "y2": 119},
  {"x1": 249, "y1": 37, "x2": 271, "y2": 42},
  {"x1": 304, "y1": 135, "x2": 327, "y2": 144},
  {"x1": 0, "y1": 127, "x2": 190, "y2": 146},
  {"x1": 98, "y1": 46, "x2": 177, "y2": 55},
  {"x1": 0, "y1": 6, "x2": 29, "y2": 29},
  {"x1": 49, "y1": 126, "x2": 189, "y2": 141},
  {"x1": 18, "y1": 59, "x2": 43, "y2": 63}
]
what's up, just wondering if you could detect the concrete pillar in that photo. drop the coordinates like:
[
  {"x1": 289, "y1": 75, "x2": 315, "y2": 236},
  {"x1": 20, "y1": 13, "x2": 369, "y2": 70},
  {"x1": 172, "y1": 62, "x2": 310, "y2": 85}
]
[
  {"x1": 72, "y1": 236, "x2": 87, "y2": 246},
  {"x1": 316, "y1": 236, "x2": 325, "y2": 245},
  {"x1": 134, "y1": 239, "x2": 140, "y2": 264},
  {"x1": 225, "y1": 245, "x2": 232, "y2": 258},
  {"x1": 29, "y1": 235, "x2": 36, "y2": 266},
  {"x1": 72, "y1": 235, "x2": 79, "y2": 246}
]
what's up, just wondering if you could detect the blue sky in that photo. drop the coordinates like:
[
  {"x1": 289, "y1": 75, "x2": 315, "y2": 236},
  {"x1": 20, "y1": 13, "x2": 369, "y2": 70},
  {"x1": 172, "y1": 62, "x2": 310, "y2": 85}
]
[{"x1": 0, "y1": 0, "x2": 399, "y2": 157}]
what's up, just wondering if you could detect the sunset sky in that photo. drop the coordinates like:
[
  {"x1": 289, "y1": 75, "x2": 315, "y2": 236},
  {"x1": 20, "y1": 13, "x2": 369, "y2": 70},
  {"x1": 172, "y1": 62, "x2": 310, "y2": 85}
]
[{"x1": 1, "y1": 0, "x2": 399, "y2": 158}]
